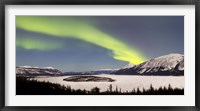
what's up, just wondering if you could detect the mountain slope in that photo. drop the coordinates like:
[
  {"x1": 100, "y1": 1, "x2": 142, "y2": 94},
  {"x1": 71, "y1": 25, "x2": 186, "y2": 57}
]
[
  {"x1": 113, "y1": 53, "x2": 184, "y2": 76},
  {"x1": 16, "y1": 66, "x2": 63, "y2": 76},
  {"x1": 64, "y1": 69, "x2": 119, "y2": 75}
]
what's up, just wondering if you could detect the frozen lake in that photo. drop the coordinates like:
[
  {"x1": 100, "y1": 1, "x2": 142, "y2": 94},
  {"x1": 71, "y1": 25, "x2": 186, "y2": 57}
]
[{"x1": 33, "y1": 74, "x2": 184, "y2": 92}]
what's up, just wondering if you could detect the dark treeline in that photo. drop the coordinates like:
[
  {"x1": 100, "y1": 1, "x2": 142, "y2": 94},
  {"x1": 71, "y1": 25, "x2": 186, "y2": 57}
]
[{"x1": 16, "y1": 77, "x2": 184, "y2": 95}]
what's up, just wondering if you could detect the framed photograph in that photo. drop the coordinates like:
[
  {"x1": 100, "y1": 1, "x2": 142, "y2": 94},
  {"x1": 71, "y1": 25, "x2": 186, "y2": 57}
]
[{"x1": 1, "y1": 0, "x2": 199, "y2": 110}]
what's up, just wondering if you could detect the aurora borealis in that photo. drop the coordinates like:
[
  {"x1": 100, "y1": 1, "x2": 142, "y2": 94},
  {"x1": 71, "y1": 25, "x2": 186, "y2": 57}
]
[
  {"x1": 16, "y1": 37, "x2": 64, "y2": 50},
  {"x1": 16, "y1": 16, "x2": 184, "y2": 72},
  {"x1": 16, "y1": 16, "x2": 146, "y2": 64}
]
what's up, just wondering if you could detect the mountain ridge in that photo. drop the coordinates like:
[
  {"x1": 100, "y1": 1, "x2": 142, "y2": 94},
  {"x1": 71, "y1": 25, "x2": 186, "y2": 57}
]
[
  {"x1": 113, "y1": 53, "x2": 184, "y2": 76},
  {"x1": 16, "y1": 66, "x2": 63, "y2": 76},
  {"x1": 16, "y1": 53, "x2": 184, "y2": 76}
]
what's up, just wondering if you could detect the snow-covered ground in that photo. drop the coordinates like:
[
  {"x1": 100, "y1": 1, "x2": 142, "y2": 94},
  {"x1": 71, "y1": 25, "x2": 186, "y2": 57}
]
[{"x1": 33, "y1": 74, "x2": 184, "y2": 92}]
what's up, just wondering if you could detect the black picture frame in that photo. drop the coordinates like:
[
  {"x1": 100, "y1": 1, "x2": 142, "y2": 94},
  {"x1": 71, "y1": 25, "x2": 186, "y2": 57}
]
[{"x1": 0, "y1": 0, "x2": 199, "y2": 111}]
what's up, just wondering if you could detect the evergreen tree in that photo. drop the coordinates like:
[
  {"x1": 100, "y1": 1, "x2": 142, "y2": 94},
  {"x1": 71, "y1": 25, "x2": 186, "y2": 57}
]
[{"x1": 109, "y1": 84, "x2": 112, "y2": 92}]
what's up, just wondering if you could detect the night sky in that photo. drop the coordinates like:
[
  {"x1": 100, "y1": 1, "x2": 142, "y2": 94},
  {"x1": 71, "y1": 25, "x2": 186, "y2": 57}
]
[{"x1": 16, "y1": 16, "x2": 184, "y2": 72}]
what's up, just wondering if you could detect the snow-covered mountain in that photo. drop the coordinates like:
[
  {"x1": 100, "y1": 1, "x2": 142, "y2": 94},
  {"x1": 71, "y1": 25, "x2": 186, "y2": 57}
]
[
  {"x1": 92, "y1": 69, "x2": 119, "y2": 74},
  {"x1": 16, "y1": 53, "x2": 184, "y2": 76},
  {"x1": 16, "y1": 66, "x2": 63, "y2": 76},
  {"x1": 64, "y1": 69, "x2": 118, "y2": 75},
  {"x1": 113, "y1": 53, "x2": 184, "y2": 76},
  {"x1": 122, "y1": 63, "x2": 136, "y2": 69}
]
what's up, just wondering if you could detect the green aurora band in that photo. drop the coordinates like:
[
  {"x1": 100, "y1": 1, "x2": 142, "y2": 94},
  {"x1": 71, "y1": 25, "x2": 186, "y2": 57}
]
[
  {"x1": 16, "y1": 16, "x2": 147, "y2": 64},
  {"x1": 16, "y1": 37, "x2": 64, "y2": 50}
]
